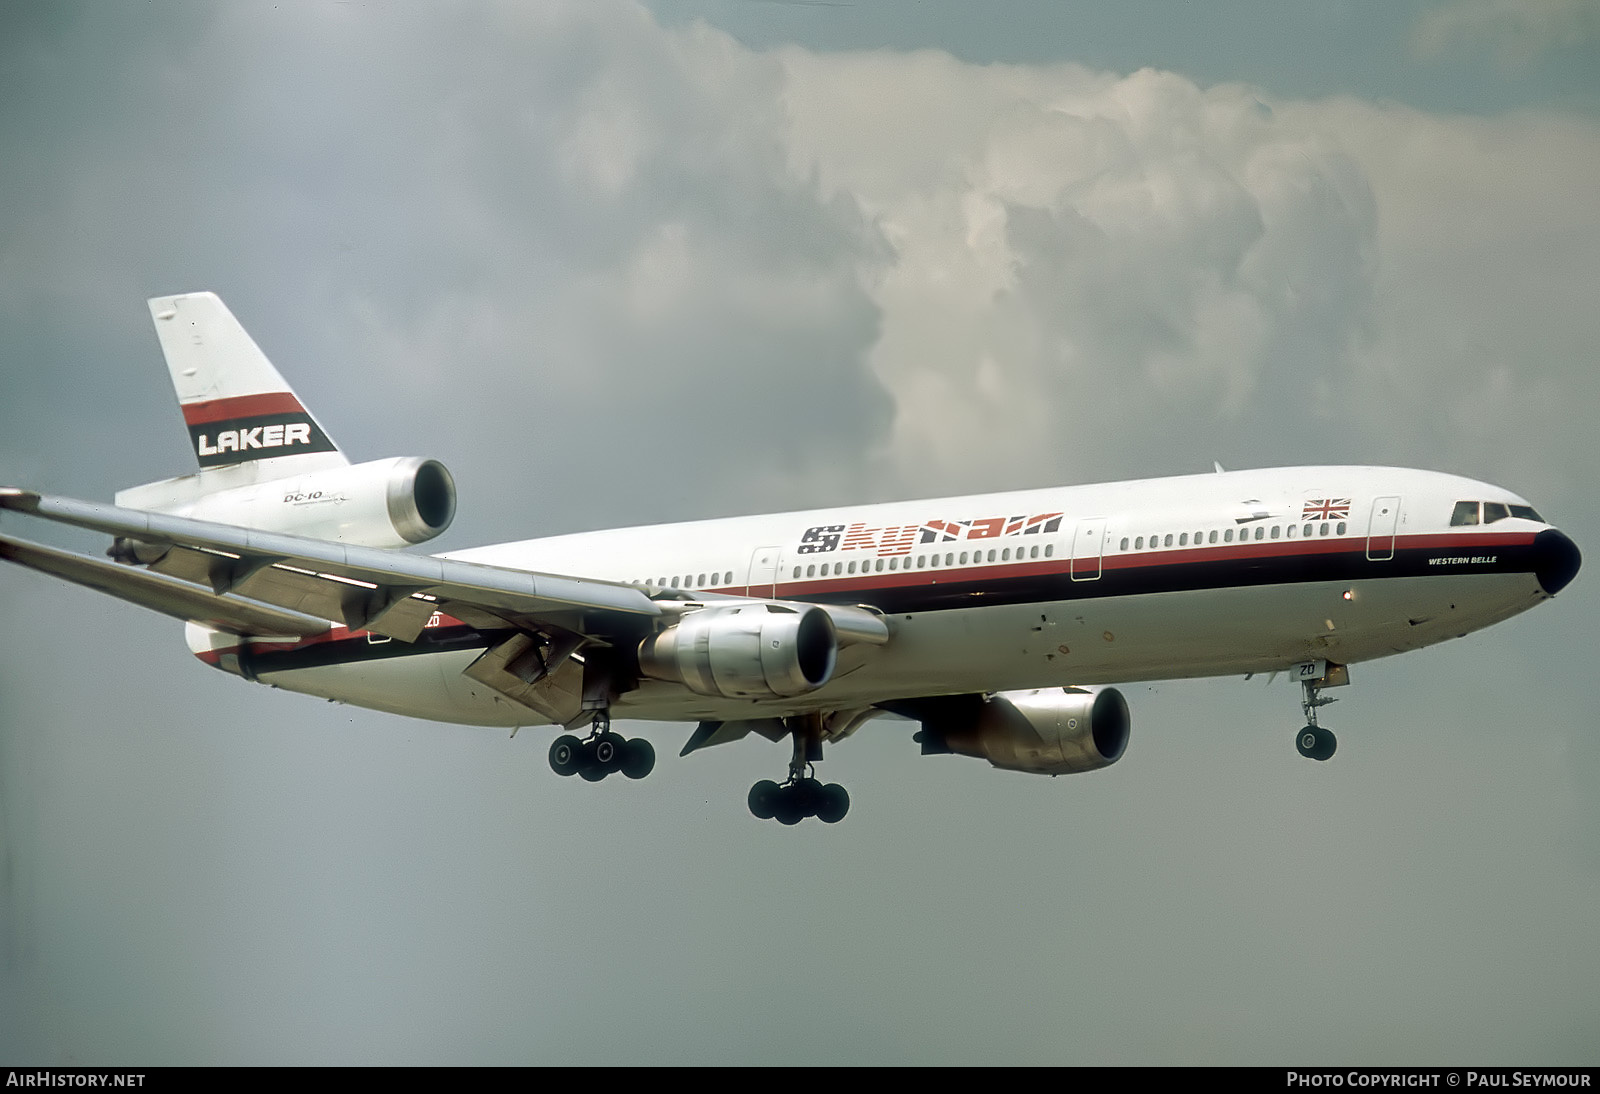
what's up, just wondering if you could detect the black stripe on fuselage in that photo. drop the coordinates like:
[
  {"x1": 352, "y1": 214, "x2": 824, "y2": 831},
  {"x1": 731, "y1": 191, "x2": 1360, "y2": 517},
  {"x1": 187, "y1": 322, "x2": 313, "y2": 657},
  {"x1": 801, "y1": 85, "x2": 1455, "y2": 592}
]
[
  {"x1": 241, "y1": 623, "x2": 511, "y2": 676},
  {"x1": 784, "y1": 533, "x2": 1539, "y2": 614},
  {"x1": 240, "y1": 532, "x2": 1539, "y2": 674}
]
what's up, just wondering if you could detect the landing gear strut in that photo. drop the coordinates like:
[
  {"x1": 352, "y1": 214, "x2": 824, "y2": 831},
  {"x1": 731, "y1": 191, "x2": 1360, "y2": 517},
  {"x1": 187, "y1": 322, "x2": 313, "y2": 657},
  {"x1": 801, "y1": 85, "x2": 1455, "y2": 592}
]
[
  {"x1": 748, "y1": 714, "x2": 850, "y2": 824},
  {"x1": 1295, "y1": 676, "x2": 1338, "y2": 761},
  {"x1": 549, "y1": 711, "x2": 656, "y2": 782}
]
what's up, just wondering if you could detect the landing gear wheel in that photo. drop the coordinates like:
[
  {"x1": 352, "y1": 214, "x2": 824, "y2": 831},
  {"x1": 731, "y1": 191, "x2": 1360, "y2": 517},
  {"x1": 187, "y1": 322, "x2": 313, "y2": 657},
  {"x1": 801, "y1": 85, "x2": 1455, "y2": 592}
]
[
  {"x1": 592, "y1": 732, "x2": 622, "y2": 772},
  {"x1": 773, "y1": 788, "x2": 806, "y2": 826},
  {"x1": 620, "y1": 738, "x2": 656, "y2": 780},
  {"x1": 1296, "y1": 725, "x2": 1337, "y2": 761},
  {"x1": 816, "y1": 783, "x2": 850, "y2": 824},
  {"x1": 791, "y1": 778, "x2": 820, "y2": 817},
  {"x1": 549, "y1": 735, "x2": 583, "y2": 777},
  {"x1": 748, "y1": 780, "x2": 781, "y2": 820},
  {"x1": 578, "y1": 763, "x2": 608, "y2": 782}
]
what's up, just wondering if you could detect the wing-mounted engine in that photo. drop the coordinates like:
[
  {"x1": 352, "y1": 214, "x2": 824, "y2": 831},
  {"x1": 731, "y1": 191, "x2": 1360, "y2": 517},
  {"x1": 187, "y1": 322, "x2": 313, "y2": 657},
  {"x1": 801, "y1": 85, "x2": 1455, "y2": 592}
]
[
  {"x1": 116, "y1": 457, "x2": 456, "y2": 550},
  {"x1": 638, "y1": 603, "x2": 839, "y2": 699},
  {"x1": 905, "y1": 686, "x2": 1130, "y2": 775}
]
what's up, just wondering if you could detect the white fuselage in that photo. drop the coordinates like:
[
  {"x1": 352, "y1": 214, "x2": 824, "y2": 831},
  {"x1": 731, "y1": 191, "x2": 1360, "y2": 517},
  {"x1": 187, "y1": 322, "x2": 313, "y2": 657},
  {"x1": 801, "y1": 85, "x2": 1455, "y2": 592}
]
[{"x1": 204, "y1": 465, "x2": 1567, "y2": 727}]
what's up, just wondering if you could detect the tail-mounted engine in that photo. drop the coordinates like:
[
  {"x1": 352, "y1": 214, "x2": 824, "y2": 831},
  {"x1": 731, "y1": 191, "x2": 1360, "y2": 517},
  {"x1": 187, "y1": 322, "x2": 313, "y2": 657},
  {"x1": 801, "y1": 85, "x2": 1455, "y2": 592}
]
[
  {"x1": 638, "y1": 603, "x2": 838, "y2": 700},
  {"x1": 910, "y1": 687, "x2": 1130, "y2": 775},
  {"x1": 179, "y1": 457, "x2": 456, "y2": 549}
]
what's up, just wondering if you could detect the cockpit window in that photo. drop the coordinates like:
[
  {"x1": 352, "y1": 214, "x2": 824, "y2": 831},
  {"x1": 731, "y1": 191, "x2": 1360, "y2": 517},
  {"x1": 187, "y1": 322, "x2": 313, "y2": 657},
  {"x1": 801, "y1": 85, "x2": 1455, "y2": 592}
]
[
  {"x1": 1450, "y1": 501, "x2": 1480, "y2": 527},
  {"x1": 1509, "y1": 504, "x2": 1543, "y2": 523},
  {"x1": 1482, "y1": 501, "x2": 1510, "y2": 524}
]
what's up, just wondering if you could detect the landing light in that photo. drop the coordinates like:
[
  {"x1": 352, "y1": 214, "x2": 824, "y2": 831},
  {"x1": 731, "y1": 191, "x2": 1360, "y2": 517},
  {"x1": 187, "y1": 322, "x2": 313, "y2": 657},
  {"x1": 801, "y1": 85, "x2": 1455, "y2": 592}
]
[{"x1": 1341, "y1": 590, "x2": 1354, "y2": 601}]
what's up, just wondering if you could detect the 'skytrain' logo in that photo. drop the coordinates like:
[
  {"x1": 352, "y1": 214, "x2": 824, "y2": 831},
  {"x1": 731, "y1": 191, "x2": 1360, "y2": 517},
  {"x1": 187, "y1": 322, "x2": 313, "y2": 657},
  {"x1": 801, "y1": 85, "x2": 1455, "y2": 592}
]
[
  {"x1": 182, "y1": 394, "x2": 338, "y2": 468},
  {"x1": 797, "y1": 512, "x2": 1063, "y2": 557}
]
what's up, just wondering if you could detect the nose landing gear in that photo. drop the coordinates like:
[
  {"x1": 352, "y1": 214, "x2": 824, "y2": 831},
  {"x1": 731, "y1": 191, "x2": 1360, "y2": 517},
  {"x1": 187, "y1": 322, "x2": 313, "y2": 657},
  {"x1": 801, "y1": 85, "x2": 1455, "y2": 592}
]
[
  {"x1": 1295, "y1": 667, "x2": 1341, "y2": 761},
  {"x1": 549, "y1": 712, "x2": 656, "y2": 781}
]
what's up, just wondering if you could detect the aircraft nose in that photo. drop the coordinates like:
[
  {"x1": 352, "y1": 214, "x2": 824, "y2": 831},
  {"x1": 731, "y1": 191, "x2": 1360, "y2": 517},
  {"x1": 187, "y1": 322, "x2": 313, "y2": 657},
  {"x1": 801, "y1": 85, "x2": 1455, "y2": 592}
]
[{"x1": 1533, "y1": 529, "x2": 1581, "y2": 596}]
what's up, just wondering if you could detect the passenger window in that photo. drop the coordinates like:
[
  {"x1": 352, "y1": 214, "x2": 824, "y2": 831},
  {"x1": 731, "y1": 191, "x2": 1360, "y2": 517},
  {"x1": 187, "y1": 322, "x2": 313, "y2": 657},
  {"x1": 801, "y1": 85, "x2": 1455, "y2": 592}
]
[
  {"x1": 1270, "y1": 526, "x2": 1280, "y2": 539},
  {"x1": 848, "y1": 561, "x2": 857, "y2": 574},
  {"x1": 1029, "y1": 547, "x2": 1038, "y2": 560},
  {"x1": 1119, "y1": 539, "x2": 1128, "y2": 552},
  {"x1": 947, "y1": 553, "x2": 956, "y2": 565},
  {"x1": 1044, "y1": 544, "x2": 1055, "y2": 557},
  {"x1": 792, "y1": 567, "x2": 800, "y2": 579},
  {"x1": 959, "y1": 552, "x2": 969, "y2": 565},
  {"x1": 1255, "y1": 527, "x2": 1265, "y2": 541},
  {"x1": 1208, "y1": 530, "x2": 1217, "y2": 544},
  {"x1": 1287, "y1": 525, "x2": 1296, "y2": 538},
  {"x1": 988, "y1": 549, "x2": 996, "y2": 562},
  {"x1": 1179, "y1": 533, "x2": 1188, "y2": 546},
  {"x1": 1004, "y1": 548, "x2": 1012, "y2": 560},
  {"x1": 1164, "y1": 534, "x2": 1173, "y2": 547},
  {"x1": 1450, "y1": 501, "x2": 1480, "y2": 527},
  {"x1": 726, "y1": 571, "x2": 734, "y2": 584},
  {"x1": 698, "y1": 573, "x2": 706, "y2": 585},
  {"x1": 1224, "y1": 528, "x2": 1234, "y2": 543},
  {"x1": 1135, "y1": 536, "x2": 1143, "y2": 550},
  {"x1": 1483, "y1": 502, "x2": 1509, "y2": 524},
  {"x1": 1337, "y1": 522, "x2": 1347, "y2": 535}
]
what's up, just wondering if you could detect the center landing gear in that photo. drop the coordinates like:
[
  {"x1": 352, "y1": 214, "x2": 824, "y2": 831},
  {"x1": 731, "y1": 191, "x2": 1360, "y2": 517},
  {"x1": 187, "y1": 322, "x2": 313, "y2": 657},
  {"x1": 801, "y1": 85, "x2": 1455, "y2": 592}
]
[
  {"x1": 1295, "y1": 676, "x2": 1338, "y2": 761},
  {"x1": 748, "y1": 714, "x2": 850, "y2": 824},
  {"x1": 549, "y1": 712, "x2": 656, "y2": 782}
]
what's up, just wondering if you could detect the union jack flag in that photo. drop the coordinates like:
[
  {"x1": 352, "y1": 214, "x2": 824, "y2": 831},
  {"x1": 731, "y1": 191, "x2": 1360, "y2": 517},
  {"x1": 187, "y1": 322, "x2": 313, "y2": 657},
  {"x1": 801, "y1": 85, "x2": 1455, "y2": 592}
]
[{"x1": 1302, "y1": 498, "x2": 1351, "y2": 520}]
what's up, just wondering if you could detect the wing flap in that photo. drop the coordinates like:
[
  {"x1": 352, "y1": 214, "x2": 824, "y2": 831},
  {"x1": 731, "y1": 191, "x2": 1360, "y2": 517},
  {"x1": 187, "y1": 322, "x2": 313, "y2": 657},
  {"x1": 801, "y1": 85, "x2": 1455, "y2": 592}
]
[
  {"x1": 0, "y1": 489, "x2": 661, "y2": 640},
  {"x1": 0, "y1": 532, "x2": 330, "y2": 637}
]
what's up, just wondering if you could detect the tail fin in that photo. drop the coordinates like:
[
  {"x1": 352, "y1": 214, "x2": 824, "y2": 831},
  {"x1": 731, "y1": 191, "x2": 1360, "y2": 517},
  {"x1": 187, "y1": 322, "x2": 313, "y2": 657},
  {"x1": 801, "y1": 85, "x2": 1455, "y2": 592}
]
[
  {"x1": 149, "y1": 292, "x2": 347, "y2": 473},
  {"x1": 117, "y1": 293, "x2": 349, "y2": 512}
]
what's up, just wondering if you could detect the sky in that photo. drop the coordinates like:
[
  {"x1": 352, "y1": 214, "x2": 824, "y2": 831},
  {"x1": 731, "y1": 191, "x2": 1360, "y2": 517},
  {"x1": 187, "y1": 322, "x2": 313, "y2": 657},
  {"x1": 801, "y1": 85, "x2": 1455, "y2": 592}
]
[{"x1": 1, "y1": 0, "x2": 1597, "y2": 1065}]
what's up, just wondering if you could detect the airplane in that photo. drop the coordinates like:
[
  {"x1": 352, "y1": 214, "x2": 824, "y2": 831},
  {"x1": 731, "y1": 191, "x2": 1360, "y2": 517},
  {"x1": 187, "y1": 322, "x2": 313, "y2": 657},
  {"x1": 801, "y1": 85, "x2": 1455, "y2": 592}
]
[{"x1": 0, "y1": 293, "x2": 1582, "y2": 824}]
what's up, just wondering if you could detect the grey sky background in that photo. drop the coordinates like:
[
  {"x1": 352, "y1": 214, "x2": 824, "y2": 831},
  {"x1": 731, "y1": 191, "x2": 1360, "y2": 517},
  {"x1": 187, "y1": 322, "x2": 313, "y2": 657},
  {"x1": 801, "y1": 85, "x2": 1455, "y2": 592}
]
[{"x1": 1, "y1": 0, "x2": 1596, "y2": 1064}]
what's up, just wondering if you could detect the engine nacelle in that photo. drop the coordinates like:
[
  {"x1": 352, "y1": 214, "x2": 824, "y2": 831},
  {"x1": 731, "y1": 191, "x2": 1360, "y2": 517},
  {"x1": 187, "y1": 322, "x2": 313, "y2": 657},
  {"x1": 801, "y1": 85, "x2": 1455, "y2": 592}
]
[
  {"x1": 638, "y1": 603, "x2": 837, "y2": 700},
  {"x1": 182, "y1": 457, "x2": 456, "y2": 548},
  {"x1": 919, "y1": 687, "x2": 1130, "y2": 775}
]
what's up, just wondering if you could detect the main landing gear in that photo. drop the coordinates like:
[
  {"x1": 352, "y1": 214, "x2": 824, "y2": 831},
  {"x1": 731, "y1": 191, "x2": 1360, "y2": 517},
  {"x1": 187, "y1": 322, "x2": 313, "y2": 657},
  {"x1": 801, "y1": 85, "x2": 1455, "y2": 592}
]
[
  {"x1": 548, "y1": 712, "x2": 656, "y2": 782},
  {"x1": 1295, "y1": 675, "x2": 1338, "y2": 762},
  {"x1": 748, "y1": 714, "x2": 850, "y2": 825}
]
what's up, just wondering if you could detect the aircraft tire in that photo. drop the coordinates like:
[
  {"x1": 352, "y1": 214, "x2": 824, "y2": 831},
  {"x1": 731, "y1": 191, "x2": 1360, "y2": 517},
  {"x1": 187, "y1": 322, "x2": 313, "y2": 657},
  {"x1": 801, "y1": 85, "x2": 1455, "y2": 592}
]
[
  {"x1": 549, "y1": 735, "x2": 583, "y2": 777},
  {"x1": 1314, "y1": 728, "x2": 1337, "y2": 761},
  {"x1": 620, "y1": 738, "x2": 656, "y2": 780},
  {"x1": 748, "y1": 780, "x2": 781, "y2": 820},
  {"x1": 578, "y1": 763, "x2": 608, "y2": 782},
  {"x1": 816, "y1": 783, "x2": 850, "y2": 824},
  {"x1": 774, "y1": 789, "x2": 805, "y2": 825},
  {"x1": 593, "y1": 733, "x2": 621, "y2": 771},
  {"x1": 1297, "y1": 725, "x2": 1337, "y2": 761}
]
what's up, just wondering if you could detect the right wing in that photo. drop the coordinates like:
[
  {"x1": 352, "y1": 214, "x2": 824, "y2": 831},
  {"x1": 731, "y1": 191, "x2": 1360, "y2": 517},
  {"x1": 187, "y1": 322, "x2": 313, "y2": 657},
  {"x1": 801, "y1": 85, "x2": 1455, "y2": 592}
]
[
  {"x1": 0, "y1": 531, "x2": 331, "y2": 638},
  {"x1": 0, "y1": 488, "x2": 661, "y2": 645}
]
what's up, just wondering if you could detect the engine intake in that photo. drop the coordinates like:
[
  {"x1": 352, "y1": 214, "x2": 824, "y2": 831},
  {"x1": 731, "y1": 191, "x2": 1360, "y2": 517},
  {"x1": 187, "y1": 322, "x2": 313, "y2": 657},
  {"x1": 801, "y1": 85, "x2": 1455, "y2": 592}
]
[
  {"x1": 638, "y1": 604, "x2": 837, "y2": 700},
  {"x1": 916, "y1": 687, "x2": 1130, "y2": 775}
]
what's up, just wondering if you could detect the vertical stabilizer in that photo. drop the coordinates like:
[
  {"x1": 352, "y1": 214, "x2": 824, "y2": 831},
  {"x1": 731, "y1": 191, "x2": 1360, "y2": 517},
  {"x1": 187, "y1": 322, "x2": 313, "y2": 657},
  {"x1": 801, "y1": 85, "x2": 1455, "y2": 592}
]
[{"x1": 148, "y1": 292, "x2": 348, "y2": 474}]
